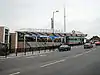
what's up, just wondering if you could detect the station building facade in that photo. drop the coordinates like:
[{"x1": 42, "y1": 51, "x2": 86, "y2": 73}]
[
  {"x1": 0, "y1": 26, "x2": 10, "y2": 47},
  {"x1": 10, "y1": 28, "x2": 87, "y2": 52},
  {"x1": 0, "y1": 26, "x2": 87, "y2": 53}
]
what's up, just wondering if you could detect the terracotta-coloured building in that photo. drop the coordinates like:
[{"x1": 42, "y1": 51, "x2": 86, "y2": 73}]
[{"x1": 0, "y1": 26, "x2": 9, "y2": 46}]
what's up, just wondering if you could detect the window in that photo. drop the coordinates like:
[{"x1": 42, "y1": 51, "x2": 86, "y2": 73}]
[
  {"x1": 5, "y1": 29, "x2": 9, "y2": 43},
  {"x1": 5, "y1": 29, "x2": 9, "y2": 35},
  {"x1": 18, "y1": 32, "x2": 24, "y2": 41},
  {"x1": 26, "y1": 37, "x2": 36, "y2": 42}
]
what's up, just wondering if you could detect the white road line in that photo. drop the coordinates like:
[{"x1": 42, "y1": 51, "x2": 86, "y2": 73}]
[
  {"x1": 0, "y1": 57, "x2": 14, "y2": 59},
  {"x1": 7, "y1": 57, "x2": 16, "y2": 59},
  {"x1": 40, "y1": 59, "x2": 66, "y2": 68},
  {"x1": 92, "y1": 48, "x2": 96, "y2": 50},
  {"x1": 40, "y1": 55, "x2": 47, "y2": 56},
  {"x1": 65, "y1": 56, "x2": 72, "y2": 59},
  {"x1": 85, "y1": 50, "x2": 92, "y2": 54},
  {"x1": 26, "y1": 54, "x2": 47, "y2": 58},
  {"x1": 9, "y1": 72, "x2": 20, "y2": 75},
  {"x1": 73, "y1": 53, "x2": 83, "y2": 57},
  {"x1": 26, "y1": 56, "x2": 37, "y2": 58},
  {"x1": 40, "y1": 49, "x2": 95, "y2": 68},
  {"x1": 0, "y1": 58, "x2": 6, "y2": 60},
  {"x1": 6, "y1": 56, "x2": 23, "y2": 59},
  {"x1": 1, "y1": 51, "x2": 53, "y2": 59}
]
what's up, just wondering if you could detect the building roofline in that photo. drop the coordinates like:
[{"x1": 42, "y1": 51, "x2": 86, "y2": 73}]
[{"x1": 0, "y1": 25, "x2": 9, "y2": 30}]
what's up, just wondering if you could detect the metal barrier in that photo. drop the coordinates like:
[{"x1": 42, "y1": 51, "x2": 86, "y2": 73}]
[{"x1": 10, "y1": 42, "x2": 61, "y2": 56}]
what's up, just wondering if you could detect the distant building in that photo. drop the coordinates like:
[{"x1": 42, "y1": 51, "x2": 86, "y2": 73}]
[
  {"x1": 0, "y1": 26, "x2": 10, "y2": 47},
  {"x1": 0, "y1": 26, "x2": 10, "y2": 56},
  {"x1": 63, "y1": 30, "x2": 87, "y2": 45},
  {"x1": 9, "y1": 33, "x2": 16, "y2": 52},
  {"x1": 0, "y1": 27, "x2": 87, "y2": 53},
  {"x1": 9, "y1": 28, "x2": 87, "y2": 52},
  {"x1": 90, "y1": 36, "x2": 100, "y2": 42},
  {"x1": 11, "y1": 28, "x2": 63, "y2": 52}
]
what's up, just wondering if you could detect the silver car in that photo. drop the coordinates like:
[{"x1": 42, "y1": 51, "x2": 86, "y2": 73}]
[
  {"x1": 84, "y1": 43, "x2": 93, "y2": 49},
  {"x1": 58, "y1": 45, "x2": 71, "y2": 51}
]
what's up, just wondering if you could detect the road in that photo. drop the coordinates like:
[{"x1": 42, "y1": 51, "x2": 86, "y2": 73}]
[{"x1": 0, "y1": 46, "x2": 100, "y2": 75}]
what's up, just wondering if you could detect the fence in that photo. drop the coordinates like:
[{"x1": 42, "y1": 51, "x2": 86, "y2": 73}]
[{"x1": 10, "y1": 42, "x2": 61, "y2": 56}]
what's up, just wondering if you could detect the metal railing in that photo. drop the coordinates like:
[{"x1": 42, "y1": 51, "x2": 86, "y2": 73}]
[{"x1": 12, "y1": 42, "x2": 61, "y2": 57}]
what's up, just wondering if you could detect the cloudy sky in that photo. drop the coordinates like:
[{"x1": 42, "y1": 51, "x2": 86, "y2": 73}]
[{"x1": 0, "y1": 0, "x2": 100, "y2": 38}]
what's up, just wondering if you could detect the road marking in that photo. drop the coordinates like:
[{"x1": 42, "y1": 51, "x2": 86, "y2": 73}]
[
  {"x1": 0, "y1": 51, "x2": 54, "y2": 59},
  {"x1": 92, "y1": 48, "x2": 96, "y2": 50},
  {"x1": 9, "y1": 72, "x2": 20, "y2": 75},
  {"x1": 40, "y1": 55, "x2": 47, "y2": 56},
  {"x1": 40, "y1": 49, "x2": 95, "y2": 68},
  {"x1": 26, "y1": 56, "x2": 37, "y2": 58},
  {"x1": 73, "y1": 53, "x2": 83, "y2": 57},
  {"x1": 0, "y1": 57, "x2": 16, "y2": 59},
  {"x1": 6, "y1": 55, "x2": 23, "y2": 59},
  {"x1": 0, "y1": 57, "x2": 8, "y2": 59},
  {"x1": 26, "y1": 54, "x2": 47, "y2": 58},
  {"x1": 85, "y1": 50, "x2": 92, "y2": 54},
  {"x1": 40, "y1": 59, "x2": 66, "y2": 68}
]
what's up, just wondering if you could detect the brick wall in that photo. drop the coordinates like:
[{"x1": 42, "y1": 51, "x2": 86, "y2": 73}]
[
  {"x1": 10, "y1": 33, "x2": 16, "y2": 49},
  {"x1": 17, "y1": 42, "x2": 24, "y2": 48},
  {"x1": 0, "y1": 27, "x2": 4, "y2": 43}
]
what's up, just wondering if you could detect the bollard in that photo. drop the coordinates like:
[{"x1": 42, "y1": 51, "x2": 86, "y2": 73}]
[
  {"x1": 5, "y1": 46, "x2": 8, "y2": 58},
  {"x1": 32, "y1": 48, "x2": 34, "y2": 54},
  {"x1": 32, "y1": 49, "x2": 33, "y2": 54},
  {"x1": 53, "y1": 45, "x2": 54, "y2": 51},
  {"x1": 44, "y1": 47, "x2": 46, "y2": 52},
  {"x1": 39, "y1": 47, "x2": 40, "y2": 53},
  {"x1": 5, "y1": 51, "x2": 7, "y2": 58},
  {"x1": 24, "y1": 48, "x2": 26, "y2": 55},
  {"x1": 16, "y1": 49, "x2": 17, "y2": 56}
]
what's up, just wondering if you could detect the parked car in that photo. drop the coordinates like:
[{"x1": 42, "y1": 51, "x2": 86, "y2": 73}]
[
  {"x1": 95, "y1": 41, "x2": 100, "y2": 46},
  {"x1": 84, "y1": 43, "x2": 93, "y2": 49},
  {"x1": 58, "y1": 45, "x2": 71, "y2": 51}
]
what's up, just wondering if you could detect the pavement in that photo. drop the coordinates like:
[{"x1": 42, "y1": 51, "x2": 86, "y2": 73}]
[
  {"x1": 0, "y1": 45, "x2": 100, "y2": 75},
  {"x1": 0, "y1": 46, "x2": 83, "y2": 59},
  {"x1": 0, "y1": 49, "x2": 54, "y2": 59}
]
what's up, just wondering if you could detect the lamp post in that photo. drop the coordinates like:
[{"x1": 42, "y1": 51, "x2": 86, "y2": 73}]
[
  {"x1": 51, "y1": 10, "x2": 59, "y2": 33},
  {"x1": 51, "y1": 10, "x2": 59, "y2": 51}
]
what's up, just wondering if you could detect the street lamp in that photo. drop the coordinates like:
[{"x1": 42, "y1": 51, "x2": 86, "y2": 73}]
[
  {"x1": 51, "y1": 10, "x2": 59, "y2": 51},
  {"x1": 51, "y1": 10, "x2": 59, "y2": 33}
]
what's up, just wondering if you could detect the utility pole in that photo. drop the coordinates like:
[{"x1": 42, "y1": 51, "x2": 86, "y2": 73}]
[
  {"x1": 51, "y1": 11, "x2": 59, "y2": 33},
  {"x1": 51, "y1": 18, "x2": 54, "y2": 32},
  {"x1": 64, "y1": 5, "x2": 66, "y2": 33}
]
